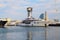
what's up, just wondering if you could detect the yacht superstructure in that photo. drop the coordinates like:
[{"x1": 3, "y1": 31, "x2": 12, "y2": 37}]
[{"x1": 17, "y1": 7, "x2": 48, "y2": 27}]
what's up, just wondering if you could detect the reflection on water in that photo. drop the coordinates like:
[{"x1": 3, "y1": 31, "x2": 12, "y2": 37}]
[{"x1": 0, "y1": 26, "x2": 60, "y2": 40}]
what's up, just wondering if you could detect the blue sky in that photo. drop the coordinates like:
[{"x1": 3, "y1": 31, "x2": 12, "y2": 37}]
[{"x1": 0, "y1": 0, "x2": 60, "y2": 20}]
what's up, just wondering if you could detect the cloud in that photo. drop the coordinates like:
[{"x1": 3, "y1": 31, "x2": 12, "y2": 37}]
[
  {"x1": 0, "y1": 4, "x2": 6, "y2": 8},
  {"x1": 47, "y1": 9, "x2": 60, "y2": 14},
  {"x1": 4, "y1": 0, "x2": 31, "y2": 9},
  {"x1": 11, "y1": 6, "x2": 20, "y2": 10},
  {"x1": 5, "y1": 0, "x2": 14, "y2": 2},
  {"x1": 55, "y1": 0, "x2": 60, "y2": 3},
  {"x1": 38, "y1": 0, "x2": 46, "y2": 2},
  {"x1": 0, "y1": 0, "x2": 60, "y2": 20},
  {"x1": 4, "y1": 9, "x2": 18, "y2": 15},
  {"x1": 11, "y1": 0, "x2": 30, "y2": 5}
]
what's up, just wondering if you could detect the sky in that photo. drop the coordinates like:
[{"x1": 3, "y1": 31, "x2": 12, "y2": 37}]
[{"x1": 0, "y1": 0, "x2": 60, "y2": 20}]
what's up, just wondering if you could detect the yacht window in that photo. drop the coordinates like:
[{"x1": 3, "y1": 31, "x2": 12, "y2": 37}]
[
  {"x1": 37, "y1": 22, "x2": 39, "y2": 24},
  {"x1": 34, "y1": 22, "x2": 36, "y2": 24}
]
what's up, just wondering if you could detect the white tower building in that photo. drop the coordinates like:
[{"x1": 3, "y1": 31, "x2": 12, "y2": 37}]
[{"x1": 27, "y1": 7, "x2": 32, "y2": 18}]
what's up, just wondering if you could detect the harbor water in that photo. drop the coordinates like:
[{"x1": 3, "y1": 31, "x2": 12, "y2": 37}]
[{"x1": 0, "y1": 26, "x2": 60, "y2": 40}]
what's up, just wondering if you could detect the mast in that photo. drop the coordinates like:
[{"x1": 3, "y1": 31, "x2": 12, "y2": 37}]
[{"x1": 45, "y1": 11, "x2": 48, "y2": 21}]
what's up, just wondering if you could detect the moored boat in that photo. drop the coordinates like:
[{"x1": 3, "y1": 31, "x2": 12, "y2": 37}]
[{"x1": 0, "y1": 20, "x2": 7, "y2": 28}]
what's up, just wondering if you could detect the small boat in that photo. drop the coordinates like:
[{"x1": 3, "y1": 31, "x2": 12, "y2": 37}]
[
  {"x1": 0, "y1": 20, "x2": 7, "y2": 28},
  {"x1": 0, "y1": 18, "x2": 7, "y2": 28}
]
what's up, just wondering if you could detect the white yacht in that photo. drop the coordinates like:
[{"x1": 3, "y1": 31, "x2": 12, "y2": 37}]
[{"x1": 17, "y1": 7, "x2": 48, "y2": 27}]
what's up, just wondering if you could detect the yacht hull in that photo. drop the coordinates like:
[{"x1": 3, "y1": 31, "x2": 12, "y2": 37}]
[
  {"x1": 0, "y1": 21, "x2": 7, "y2": 28},
  {"x1": 17, "y1": 24, "x2": 45, "y2": 27},
  {"x1": 49, "y1": 23, "x2": 60, "y2": 26}
]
